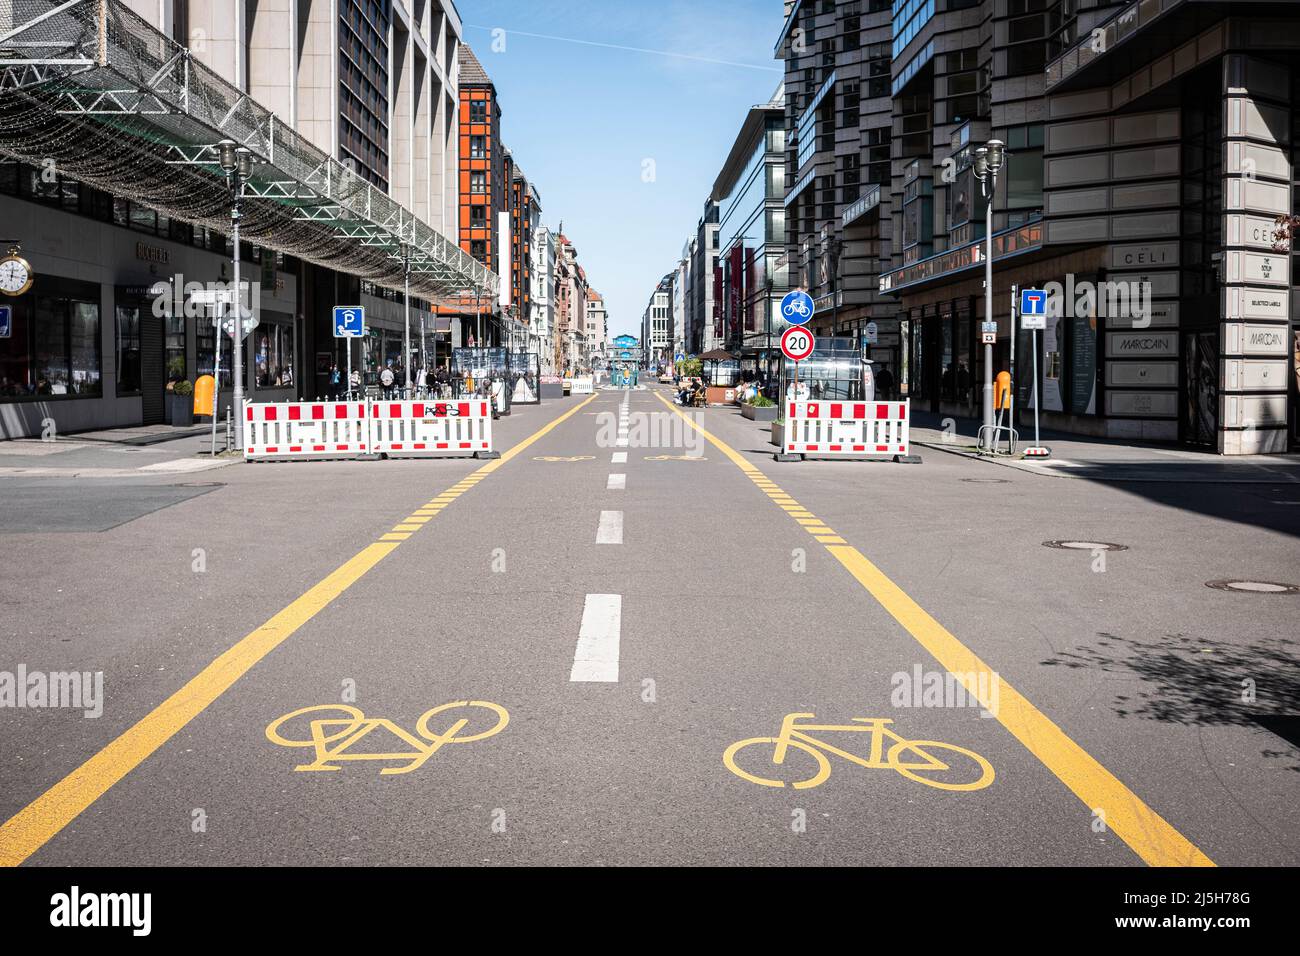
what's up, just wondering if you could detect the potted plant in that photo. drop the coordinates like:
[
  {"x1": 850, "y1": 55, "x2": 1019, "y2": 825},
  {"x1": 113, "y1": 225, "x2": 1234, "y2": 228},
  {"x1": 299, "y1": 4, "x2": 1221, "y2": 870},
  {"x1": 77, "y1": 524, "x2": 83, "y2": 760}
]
[
  {"x1": 167, "y1": 379, "x2": 195, "y2": 426},
  {"x1": 771, "y1": 417, "x2": 785, "y2": 447},
  {"x1": 741, "y1": 392, "x2": 778, "y2": 421}
]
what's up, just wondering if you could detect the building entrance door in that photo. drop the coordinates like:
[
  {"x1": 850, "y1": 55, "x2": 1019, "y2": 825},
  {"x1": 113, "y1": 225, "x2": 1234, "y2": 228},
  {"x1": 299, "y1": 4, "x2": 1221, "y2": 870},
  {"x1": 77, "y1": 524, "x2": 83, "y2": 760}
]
[
  {"x1": 1182, "y1": 331, "x2": 1217, "y2": 446},
  {"x1": 140, "y1": 309, "x2": 165, "y2": 425}
]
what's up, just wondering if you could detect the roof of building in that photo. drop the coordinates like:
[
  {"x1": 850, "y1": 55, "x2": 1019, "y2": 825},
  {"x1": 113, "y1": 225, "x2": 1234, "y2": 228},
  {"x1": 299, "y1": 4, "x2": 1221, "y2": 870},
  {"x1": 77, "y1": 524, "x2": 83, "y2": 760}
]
[
  {"x1": 711, "y1": 86, "x2": 786, "y2": 201},
  {"x1": 459, "y1": 45, "x2": 493, "y2": 87}
]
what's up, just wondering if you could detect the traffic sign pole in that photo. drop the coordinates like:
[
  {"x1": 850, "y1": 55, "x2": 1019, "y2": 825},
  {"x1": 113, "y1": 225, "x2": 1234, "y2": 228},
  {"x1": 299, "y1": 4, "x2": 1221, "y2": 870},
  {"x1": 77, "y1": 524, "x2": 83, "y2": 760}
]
[
  {"x1": 211, "y1": 303, "x2": 222, "y2": 455},
  {"x1": 1010, "y1": 284, "x2": 1017, "y2": 440},
  {"x1": 1017, "y1": 287, "x2": 1050, "y2": 458}
]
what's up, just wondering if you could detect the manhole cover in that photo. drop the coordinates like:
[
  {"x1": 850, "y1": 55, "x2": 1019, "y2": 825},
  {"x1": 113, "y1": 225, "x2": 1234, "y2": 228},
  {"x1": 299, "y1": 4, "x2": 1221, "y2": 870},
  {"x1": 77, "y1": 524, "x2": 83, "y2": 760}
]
[
  {"x1": 961, "y1": 478, "x2": 1010, "y2": 483},
  {"x1": 1205, "y1": 580, "x2": 1300, "y2": 595},
  {"x1": 1043, "y1": 540, "x2": 1128, "y2": 552}
]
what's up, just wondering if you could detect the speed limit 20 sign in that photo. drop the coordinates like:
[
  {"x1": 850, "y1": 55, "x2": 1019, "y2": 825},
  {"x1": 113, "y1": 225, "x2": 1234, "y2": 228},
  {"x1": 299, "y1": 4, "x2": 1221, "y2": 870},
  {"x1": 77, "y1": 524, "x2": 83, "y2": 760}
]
[{"x1": 780, "y1": 325, "x2": 815, "y2": 362}]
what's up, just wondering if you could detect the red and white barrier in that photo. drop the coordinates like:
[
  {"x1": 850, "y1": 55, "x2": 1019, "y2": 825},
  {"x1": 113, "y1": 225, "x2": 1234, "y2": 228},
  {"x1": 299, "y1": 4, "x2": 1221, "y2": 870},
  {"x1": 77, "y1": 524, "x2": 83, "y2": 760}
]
[
  {"x1": 244, "y1": 401, "x2": 370, "y2": 461},
  {"x1": 783, "y1": 400, "x2": 910, "y2": 458},
  {"x1": 369, "y1": 400, "x2": 492, "y2": 457},
  {"x1": 243, "y1": 399, "x2": 494, "y2": 461}
]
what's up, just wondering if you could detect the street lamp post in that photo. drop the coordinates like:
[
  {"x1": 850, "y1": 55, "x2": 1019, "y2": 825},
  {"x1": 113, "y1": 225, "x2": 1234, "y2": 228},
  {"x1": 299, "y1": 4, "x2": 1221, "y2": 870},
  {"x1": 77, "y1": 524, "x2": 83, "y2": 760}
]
[
  {"x1": 973, "y1": 139, "x2": 1005, "y2": 451},
  {"x1": 218, "y1": 140, "x2": 252, "y2": 449},
  {"x1": 402, "y1": 244, "x2": 411, "y2": 397}
]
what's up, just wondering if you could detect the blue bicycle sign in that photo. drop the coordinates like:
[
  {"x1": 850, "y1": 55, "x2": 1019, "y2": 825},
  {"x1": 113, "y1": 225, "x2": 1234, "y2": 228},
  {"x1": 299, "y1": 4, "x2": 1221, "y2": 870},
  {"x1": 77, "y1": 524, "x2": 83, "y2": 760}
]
[{"x1": 780, "y1": 290, "x2": 815, "y2": 326}]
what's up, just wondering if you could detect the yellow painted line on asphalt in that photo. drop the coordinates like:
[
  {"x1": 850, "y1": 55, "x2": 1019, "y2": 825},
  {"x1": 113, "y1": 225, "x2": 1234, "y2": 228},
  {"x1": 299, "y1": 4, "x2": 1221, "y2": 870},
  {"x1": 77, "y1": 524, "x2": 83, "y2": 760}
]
[
  {"x1": 815, "y1": 535, "x2": 847, "y2": 544},
  {"x1": 653, "y1": 390, "x2": 1213, "y2": 868},
  {"x1": 0, "y1": 392, "x2": 600, "y2": 868},
  {"x1": 392, "y1": 524, "x2": 423, "y2": 532},
  {"x1": 380, "y1": 532, "x2": 412, "y2": 541},
  {"x1": 403, "y1": 516, "x2": 433, "y2": 524}
]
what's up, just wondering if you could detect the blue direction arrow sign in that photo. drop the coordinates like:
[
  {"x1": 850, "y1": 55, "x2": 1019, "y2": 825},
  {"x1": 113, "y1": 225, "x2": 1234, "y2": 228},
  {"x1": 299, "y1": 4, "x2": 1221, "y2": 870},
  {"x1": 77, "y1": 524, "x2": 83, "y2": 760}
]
[
  {"x1": 779, "y1": 289, "x2": 814, "y2": 326},
  {"x1": 333, "y1": 306, "x2": 365, "y2": 338},
  {"x1": 0, "y1": 305, "x2": 10, "y2": 339}
]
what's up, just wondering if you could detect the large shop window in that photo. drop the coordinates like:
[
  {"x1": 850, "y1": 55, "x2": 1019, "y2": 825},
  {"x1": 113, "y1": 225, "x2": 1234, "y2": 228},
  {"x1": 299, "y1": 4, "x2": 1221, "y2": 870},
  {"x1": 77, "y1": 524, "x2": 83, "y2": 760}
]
[
  {"x1": 0, "y1": 277, "x2": 101, "y2": 399},
  {"x1": 253, "y1": 321, "x2": 295, "y2": 389}
]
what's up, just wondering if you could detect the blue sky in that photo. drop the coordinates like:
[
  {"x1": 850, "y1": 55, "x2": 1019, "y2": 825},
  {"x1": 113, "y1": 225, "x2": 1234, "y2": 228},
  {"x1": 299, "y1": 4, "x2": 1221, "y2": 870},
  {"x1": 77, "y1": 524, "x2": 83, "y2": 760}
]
[{"x1": 459, "y1": 0, "x2": 786, "y2": 337}]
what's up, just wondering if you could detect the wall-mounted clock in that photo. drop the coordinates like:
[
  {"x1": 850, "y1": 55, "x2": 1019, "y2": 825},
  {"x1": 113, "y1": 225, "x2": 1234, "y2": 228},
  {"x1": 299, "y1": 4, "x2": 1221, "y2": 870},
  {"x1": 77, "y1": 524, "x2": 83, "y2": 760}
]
[{"x1": 0, "y1": 247, "x2": 33, "y2": 297}]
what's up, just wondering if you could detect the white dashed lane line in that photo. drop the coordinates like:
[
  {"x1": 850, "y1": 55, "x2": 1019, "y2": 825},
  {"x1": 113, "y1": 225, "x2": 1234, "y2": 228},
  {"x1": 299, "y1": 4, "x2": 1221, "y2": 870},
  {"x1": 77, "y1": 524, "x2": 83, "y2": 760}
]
[{"x1": 570, "y1": 593, "x2": 621, "y2": 682}]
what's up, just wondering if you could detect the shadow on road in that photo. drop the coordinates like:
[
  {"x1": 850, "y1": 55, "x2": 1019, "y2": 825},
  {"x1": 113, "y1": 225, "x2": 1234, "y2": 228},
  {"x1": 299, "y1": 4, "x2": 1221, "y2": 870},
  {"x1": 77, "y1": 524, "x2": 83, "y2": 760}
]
[{"x1": 1041, "y1": 630, "x2": 1300, "y2": 768}]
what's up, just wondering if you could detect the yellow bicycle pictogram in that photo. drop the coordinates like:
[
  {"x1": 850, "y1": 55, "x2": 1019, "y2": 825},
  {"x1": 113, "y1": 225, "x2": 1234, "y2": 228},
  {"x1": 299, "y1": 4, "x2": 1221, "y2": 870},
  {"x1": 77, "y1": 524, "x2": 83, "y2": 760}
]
[
  {"x1": 723, "y1": 712, "x2": 994, "y2": 791},
  {"x1": 266, "y1": 701, "x2": 509, "y2": 775}
]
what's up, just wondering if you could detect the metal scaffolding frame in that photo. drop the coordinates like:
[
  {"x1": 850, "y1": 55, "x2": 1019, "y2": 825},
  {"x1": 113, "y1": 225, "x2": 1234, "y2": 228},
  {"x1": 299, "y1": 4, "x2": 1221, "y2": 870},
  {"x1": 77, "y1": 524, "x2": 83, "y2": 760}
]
[{"x1": 0, "y1": 0, "x2": 498, "y2": 302}]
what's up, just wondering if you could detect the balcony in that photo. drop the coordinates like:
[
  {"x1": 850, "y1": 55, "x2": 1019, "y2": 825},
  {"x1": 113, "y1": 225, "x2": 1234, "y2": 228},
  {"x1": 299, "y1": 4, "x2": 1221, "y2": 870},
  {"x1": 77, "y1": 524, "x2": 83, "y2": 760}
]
[
  {"x1": 1044, "y1": 0, "x2": 1285, "y2": 94},
  {"x1": 879, "y1": 221, "x2": 1044, "y2": 296}
]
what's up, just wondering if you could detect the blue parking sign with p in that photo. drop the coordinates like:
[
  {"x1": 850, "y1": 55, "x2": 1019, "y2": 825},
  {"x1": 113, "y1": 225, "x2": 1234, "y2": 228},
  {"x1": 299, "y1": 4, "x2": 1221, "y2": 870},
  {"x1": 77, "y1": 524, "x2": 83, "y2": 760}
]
[
  {"x1": 0, "y1": 305, "x2": 11, "y2": 339},
  {"x1": 333, "y1": 306, "x2": 364, "y2": 338}
]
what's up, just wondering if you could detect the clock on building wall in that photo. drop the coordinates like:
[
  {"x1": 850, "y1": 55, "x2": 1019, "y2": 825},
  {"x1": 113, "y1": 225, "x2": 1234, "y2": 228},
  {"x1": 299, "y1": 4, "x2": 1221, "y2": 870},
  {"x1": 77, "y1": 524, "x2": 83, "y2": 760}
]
[{"x1": 0, "y1": 246, "x2": 34, "y2": 297}]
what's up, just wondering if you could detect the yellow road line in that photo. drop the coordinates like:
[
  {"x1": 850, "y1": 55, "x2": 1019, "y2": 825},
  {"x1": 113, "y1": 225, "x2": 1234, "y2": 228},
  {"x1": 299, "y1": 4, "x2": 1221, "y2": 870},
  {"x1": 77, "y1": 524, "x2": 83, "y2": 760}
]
[
  {"x1": 652, "y1": 391, "x2": 1212, "y2": 868},
  {"x1": 0, "y1": 392, "x2": 599, "y2": 867}
]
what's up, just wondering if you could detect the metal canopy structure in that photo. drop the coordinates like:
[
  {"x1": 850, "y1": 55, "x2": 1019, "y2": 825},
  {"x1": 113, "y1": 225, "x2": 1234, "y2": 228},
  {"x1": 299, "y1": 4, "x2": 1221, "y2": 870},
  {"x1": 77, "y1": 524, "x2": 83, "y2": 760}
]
[{"x1": 0, "y1": 0, "x2": 498, "y2": 302}]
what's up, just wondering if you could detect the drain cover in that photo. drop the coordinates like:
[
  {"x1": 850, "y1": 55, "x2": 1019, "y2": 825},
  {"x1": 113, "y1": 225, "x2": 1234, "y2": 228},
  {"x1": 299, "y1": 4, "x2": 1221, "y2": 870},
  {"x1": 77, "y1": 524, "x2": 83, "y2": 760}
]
[
  {"x1": 1205, "y1": 580, "x2": 1300, "y2": 595},
  {"x1": 1043, "y1": 540, "x2": 1128, "y2": 552}
]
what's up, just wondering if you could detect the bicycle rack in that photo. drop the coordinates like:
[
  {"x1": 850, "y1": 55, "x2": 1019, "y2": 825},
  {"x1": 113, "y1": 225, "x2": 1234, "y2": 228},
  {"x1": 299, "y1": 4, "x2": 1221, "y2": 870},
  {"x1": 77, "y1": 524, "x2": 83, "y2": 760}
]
[{"x1": 976, "y1": 424, "x2": 1018, "y2": 456}]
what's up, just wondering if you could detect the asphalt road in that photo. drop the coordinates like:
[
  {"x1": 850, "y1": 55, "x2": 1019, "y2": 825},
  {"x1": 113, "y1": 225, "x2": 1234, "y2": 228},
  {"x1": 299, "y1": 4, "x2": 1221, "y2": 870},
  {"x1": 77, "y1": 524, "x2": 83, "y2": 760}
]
[{"x1": 1, "y1": 387, "x2": 1298, "y2": 866}]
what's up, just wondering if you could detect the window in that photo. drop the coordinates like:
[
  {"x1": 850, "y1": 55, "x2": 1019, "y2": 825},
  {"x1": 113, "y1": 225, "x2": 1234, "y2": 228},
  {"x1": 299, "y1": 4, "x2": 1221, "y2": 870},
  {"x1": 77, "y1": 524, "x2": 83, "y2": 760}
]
[
  {"x1": 470, "y1": 171, "x2": 487, "y2": 193},
  {"x1": 196, "y1": 321, "x2": 230, "y2": 389},
  {"x1": 0, "y1": 277, "x2": 101, "y2": 398},
  {"x1": 469, "y1": 99, "x2": 487, "y2": 124},
  {"x1": 253, "y1": 322, "x2": 295, "y2": 389},
  {"x1": 470, "y1": 240, "x2": 487, "y2": 261},
  {"x1": 165, "y1": 313, "x2": 186, "y2": 383},
  {"x1": 470, "y1": 204, "x2": 487, "y2": 226},
  {"x1": 1005, "y1": 123, "x2": 1044, "y2": 213},
  {"x1": 470, "y1": 135, "x2": 487, "y2": 159},
  {"x1": 115, "y1": 305, "x2": 141, "y2": 395}
]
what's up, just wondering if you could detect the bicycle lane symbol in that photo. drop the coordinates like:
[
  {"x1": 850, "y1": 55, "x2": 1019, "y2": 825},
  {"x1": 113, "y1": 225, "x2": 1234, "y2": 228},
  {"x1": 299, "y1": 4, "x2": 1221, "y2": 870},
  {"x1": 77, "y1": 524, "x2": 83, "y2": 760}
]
[
  {"x1": 723, "y1": 712, "x2": 994, "y2": 792},
  {"x1": 266, "y1": 701, "x2": 509, "y2": 775}
]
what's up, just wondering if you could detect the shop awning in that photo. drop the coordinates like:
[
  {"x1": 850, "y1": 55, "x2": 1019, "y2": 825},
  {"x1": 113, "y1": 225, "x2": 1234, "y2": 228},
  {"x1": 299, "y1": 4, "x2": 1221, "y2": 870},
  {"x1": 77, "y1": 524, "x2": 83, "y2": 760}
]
[{"x1": 0, "y1": 0, "x2": 497, "y2": 304}]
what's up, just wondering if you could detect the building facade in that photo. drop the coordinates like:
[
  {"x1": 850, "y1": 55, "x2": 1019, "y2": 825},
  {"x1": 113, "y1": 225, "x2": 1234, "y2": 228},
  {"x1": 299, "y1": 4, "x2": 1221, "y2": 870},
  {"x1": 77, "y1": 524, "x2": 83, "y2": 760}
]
[
  {"x1": 874, "y1": 0, "x2": 1300, "y2": 454},
  {"x1": 691, "y1": 199, "x2": 722, "y2": 354},
  {"x1": 1, "y1": 0, "x2": 467, "y2": 438},
  {"x1": 776, "y1": 0, "x2": 899, "y2": 378},
  {"x1": 763, "y1": 0, "x2": 1300, "y2": 454},
  {"x1": 642, "y1": 274, "x2": 674, "y2": 368},
  {"x1": 711, "y1": 84, "x2": 791, "y2": 370}
]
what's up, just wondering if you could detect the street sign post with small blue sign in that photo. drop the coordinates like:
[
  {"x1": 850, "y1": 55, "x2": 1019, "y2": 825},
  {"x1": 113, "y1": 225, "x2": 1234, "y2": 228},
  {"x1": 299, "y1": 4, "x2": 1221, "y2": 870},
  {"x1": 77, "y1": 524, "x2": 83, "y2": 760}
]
[
  {"x1": 1016, "y1": 287, "x2": 1051, "y2": 458},
  {"x1": 333, "y1": 306, "x2": 365, "y2": 338},
  {"x1": 0, "y1": 305, "x2": 10, "y2": 339},
  {"x1": 779, "y1": 289, "x2": 815, "y2": 326},
  {"x1": 333, "y1": 306, "x2": 364, "y2": 399}
]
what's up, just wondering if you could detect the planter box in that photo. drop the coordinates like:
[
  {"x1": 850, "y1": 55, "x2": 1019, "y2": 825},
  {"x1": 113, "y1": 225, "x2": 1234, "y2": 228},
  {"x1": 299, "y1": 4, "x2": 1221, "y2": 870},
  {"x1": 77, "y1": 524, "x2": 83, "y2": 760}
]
[
  {"x1": 166, "y1": 393, "x2": 194, "y2": 426},
  {"x1": 741, "y1": 403, "x2": 777, "y2": 422},
  {"x1": 770, "y1": 420, "x2": 784, "y2": 447}
]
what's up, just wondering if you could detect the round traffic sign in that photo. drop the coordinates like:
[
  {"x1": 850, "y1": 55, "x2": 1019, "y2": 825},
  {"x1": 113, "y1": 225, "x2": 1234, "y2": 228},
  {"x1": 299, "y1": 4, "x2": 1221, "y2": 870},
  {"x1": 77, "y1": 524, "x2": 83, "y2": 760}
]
[
  {"x1": 779, "y1": 289, "x2": 815, "y2": 326},
  {"x1": 781, "y1": 325, "x2": 815, "y2": 362}
]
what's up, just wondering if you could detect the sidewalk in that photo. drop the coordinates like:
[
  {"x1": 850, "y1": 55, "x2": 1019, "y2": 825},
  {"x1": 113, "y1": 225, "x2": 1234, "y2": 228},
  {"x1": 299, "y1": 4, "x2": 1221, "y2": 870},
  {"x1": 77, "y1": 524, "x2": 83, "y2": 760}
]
[
  {"x1": 54, "y1": 423, "x2": 214, "y2": 446},
  {"x1": 909, "y1": 409, "x2": 1300, "y2": 483},
  {"x1": 0, "y1": 424, "x2": 235, "y2": 479}
]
